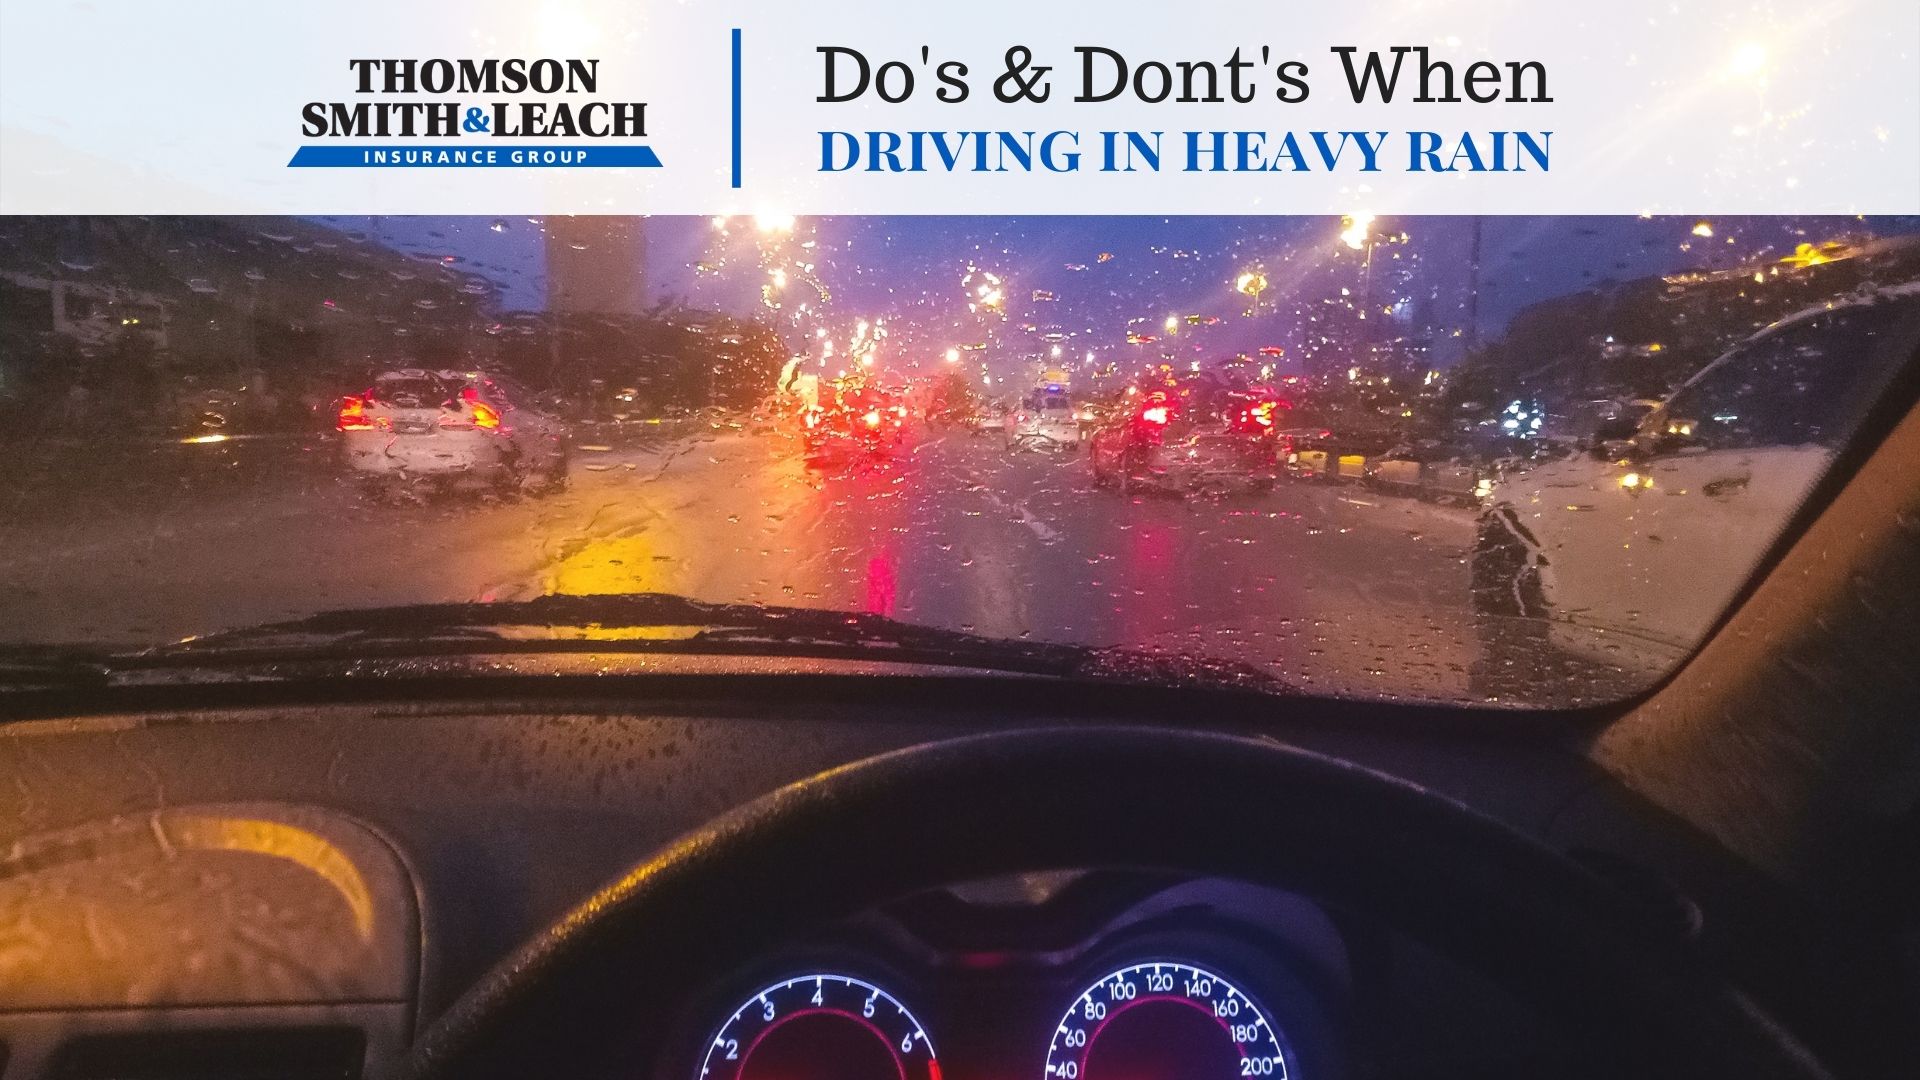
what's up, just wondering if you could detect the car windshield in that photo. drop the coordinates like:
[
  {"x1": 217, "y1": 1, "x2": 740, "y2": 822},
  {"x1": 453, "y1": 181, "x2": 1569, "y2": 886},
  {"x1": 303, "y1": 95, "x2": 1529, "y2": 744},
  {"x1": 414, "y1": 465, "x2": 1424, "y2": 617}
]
[{"x1": 2, "y1": 215, "x2": 1916, "y2": 706}]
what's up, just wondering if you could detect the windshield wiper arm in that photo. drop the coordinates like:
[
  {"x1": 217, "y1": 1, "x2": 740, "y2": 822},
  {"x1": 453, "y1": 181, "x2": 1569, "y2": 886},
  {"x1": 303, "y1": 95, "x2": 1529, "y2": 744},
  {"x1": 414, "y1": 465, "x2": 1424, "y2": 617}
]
[{"x1": 113, "y1": 593, "x2": 1294, "y2": 692}]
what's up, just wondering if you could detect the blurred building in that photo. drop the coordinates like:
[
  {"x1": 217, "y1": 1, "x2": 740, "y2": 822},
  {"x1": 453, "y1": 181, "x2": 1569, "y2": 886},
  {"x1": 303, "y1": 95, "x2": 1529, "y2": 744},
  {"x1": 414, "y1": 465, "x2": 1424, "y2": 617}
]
[
  {"x1": 545, "y1": 216, "x2": 646, "y2": 316},
  {"x1": 0, "y1": 217, "x2": 495, "y2": 399}
]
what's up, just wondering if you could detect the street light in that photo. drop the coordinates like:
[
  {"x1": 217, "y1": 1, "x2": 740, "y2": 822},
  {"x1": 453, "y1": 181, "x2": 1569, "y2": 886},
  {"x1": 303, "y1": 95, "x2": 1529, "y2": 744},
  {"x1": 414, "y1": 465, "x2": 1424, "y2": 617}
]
[
  {"x1": 1339, "y1": 212, "x2": 1374, "y2": 251},
  {"x1": 1235, "y1": 269, "x2": 1268, "y2": 315},
  {"x1": 1339, "y1": 213, "x2": 1382, "y2": 327}
]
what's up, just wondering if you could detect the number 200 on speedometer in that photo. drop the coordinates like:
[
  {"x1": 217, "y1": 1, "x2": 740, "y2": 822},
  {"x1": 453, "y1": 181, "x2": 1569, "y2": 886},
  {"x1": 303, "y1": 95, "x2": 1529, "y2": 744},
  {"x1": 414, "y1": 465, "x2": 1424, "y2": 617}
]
[{"x1": 1045, "y1": 962, "x2": 1290, "y2": 1080}]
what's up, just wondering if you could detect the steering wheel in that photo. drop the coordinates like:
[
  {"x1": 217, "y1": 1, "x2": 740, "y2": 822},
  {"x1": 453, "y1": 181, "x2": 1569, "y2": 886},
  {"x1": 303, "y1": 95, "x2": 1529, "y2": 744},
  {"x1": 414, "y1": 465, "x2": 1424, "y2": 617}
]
[{"x1": 405, "y1": 728, "x2": 1827, "y2": 1079}]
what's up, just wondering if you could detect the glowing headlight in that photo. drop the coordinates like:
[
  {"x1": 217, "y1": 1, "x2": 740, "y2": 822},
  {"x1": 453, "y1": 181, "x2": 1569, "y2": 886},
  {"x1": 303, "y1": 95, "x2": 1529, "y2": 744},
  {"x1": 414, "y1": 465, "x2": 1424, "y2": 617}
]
[{"x1": 1619, "y1": 471, "x2": 1653, "y2": 493}]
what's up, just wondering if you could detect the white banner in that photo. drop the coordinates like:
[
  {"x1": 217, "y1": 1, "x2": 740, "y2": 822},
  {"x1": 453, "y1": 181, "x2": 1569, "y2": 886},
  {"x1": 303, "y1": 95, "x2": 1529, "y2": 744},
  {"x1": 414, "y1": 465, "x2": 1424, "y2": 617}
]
[{"x1": 1, "y1": 0, "x2": 1914, "y2": 214}]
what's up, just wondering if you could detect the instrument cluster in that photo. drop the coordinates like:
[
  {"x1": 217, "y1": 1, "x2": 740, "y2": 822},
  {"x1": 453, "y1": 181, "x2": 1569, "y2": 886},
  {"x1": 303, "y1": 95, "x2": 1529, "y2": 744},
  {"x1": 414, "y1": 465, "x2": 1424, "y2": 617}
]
[{"x1": 672, "y1": 874, "x2": 1348, "y2": 1080}]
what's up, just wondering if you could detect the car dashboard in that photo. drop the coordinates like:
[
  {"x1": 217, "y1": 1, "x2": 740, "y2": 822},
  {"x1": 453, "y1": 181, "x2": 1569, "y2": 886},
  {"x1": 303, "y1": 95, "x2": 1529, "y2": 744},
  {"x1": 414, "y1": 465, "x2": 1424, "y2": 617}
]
[{"x1": 0, "y1": 685, "x2": 1775, "y2": 1079}]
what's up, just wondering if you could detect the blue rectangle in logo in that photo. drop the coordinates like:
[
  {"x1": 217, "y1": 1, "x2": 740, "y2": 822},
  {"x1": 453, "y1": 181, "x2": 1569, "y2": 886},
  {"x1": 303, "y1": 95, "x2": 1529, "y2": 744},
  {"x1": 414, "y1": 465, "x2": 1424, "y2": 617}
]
[{"x1": 287, "y1": 145, "x2": 662, "y2": 167}]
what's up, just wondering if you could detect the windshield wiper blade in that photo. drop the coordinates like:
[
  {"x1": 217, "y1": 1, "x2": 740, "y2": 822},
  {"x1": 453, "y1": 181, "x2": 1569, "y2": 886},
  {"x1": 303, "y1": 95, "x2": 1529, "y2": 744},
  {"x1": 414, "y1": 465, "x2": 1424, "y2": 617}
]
[
  {"x1": 113, "y1": 593, "x2": 1295, "y2": 693},
  {"x1": 0, "y1": 644, "x2": 114, "y2": 690},
  {"x1": 149, "y1": 593, "x2": 910, "y2": 651}
]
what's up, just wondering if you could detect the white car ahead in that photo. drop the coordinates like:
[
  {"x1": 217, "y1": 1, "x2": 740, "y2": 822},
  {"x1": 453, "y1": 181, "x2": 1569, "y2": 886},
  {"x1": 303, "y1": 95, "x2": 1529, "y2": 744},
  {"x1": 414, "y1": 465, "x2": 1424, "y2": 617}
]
[
  {"x1": 338, "y1": 369, "x2": 569, "y2": 496},
  {"x1": 1472, "y1": 284, "x2": 1920, "y2": 675},
  {"x1": 1006, "y1": 388, "x2": 1081, "y2": 451}
]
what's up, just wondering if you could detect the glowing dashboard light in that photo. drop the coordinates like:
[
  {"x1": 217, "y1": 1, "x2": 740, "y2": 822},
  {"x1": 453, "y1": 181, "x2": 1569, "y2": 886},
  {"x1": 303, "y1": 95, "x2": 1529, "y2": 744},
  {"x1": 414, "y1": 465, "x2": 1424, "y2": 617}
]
[
  {"x1": 1046, "y1": 962, "x2": 1287, "y2": 1080},
  {"x1": 701, "y1": 974, "x2": 938, "y2": 1080}
]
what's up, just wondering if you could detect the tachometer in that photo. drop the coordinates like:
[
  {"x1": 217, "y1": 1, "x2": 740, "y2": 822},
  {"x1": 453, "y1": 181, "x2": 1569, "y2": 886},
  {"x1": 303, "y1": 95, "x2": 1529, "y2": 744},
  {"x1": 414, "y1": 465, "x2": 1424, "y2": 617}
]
[
  {"x1": 700, "y1": 973, "x2": 939, "y2": 1080},
  {"x1": 1045, "y1": 961, "x2": 1290, "y2": 1080}
]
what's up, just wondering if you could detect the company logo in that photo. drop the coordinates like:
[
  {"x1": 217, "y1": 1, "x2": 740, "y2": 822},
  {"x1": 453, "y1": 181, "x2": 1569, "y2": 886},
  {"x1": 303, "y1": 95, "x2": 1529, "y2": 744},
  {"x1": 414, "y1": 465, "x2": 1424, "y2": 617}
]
[{"x1": 290, "y1": 58, "x2": 661, "y2": 168}]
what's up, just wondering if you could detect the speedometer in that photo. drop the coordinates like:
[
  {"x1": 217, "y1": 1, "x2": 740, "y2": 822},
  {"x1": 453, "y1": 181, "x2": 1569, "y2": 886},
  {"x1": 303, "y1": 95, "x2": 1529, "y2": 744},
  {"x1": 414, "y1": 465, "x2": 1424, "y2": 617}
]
[
  {"x1": 1045, "y1": 961, "x2": 1291, "y2": 1080},
  {"x1": 699, "y1": 973, "x2": 939, "y2": 1080}
]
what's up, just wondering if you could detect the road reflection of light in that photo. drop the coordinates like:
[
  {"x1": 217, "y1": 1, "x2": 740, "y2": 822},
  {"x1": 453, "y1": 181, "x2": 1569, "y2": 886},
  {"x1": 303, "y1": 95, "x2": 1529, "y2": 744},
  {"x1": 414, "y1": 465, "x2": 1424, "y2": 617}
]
[
  {"x1": 866, "y1": 551, "x2": 898, "y2": 616},
  {"x1": 788, "y1": 440, "x2": 916, "y2": 616},
  {"x1": 493, "y1": 623, "x2": 702, "y2": 642},
  {"x1": 545, "y1": 532, "x2": 662, "y2": 596},
  {"x1": 1118, "y1": 518, "x2": 1179, "y2": 647}
]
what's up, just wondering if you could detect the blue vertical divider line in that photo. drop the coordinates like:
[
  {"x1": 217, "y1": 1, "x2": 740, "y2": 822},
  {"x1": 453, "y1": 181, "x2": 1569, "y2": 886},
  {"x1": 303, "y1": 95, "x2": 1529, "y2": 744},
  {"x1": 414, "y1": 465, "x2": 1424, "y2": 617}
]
[{"x1": 730, "y1": 28, "x2": 743, "y2": 188}]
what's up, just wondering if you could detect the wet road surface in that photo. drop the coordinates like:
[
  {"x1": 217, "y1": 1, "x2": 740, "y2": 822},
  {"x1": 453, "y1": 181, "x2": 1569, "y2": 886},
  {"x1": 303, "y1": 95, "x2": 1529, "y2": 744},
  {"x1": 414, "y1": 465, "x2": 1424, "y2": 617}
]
[{"x1": 1, "y1": 424, "x2": 1516, "y2": 700}]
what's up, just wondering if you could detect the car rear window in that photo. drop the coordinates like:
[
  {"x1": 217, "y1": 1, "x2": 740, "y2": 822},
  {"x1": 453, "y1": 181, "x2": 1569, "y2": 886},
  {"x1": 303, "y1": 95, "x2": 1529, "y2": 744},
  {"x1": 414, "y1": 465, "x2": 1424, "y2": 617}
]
[{"x1": 372, "y1": 377, "x2": 451, "y2": 406}]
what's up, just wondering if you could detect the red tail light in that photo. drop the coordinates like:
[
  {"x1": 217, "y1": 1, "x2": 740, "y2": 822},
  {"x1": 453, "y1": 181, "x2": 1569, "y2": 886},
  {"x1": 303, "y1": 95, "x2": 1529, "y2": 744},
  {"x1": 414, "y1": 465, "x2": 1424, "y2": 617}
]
[
  {"x1": 1140, "y1": 406, "x2": 1169, "y2": 425},
  {"x1": 1250, "y1": 402, "x2": 1276, "y2": 426},
  {"x1": 336, "y1": 396, "x2": 372, "y2": 431},
  {"x1": 863, "y1": 410, "x2": 883, "y2": 428}
]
